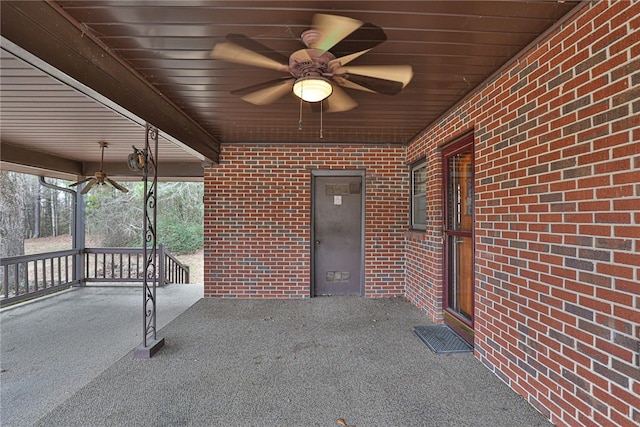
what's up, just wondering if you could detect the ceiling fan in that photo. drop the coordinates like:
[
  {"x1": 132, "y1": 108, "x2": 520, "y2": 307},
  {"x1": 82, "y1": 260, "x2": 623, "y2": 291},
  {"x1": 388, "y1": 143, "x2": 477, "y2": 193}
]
[
  {"x1": 69, "y1": 141, "x2": 129, "y2": 194},
  {"x1": 210, "y1": 13, "x2": 414, "y2": 113}
]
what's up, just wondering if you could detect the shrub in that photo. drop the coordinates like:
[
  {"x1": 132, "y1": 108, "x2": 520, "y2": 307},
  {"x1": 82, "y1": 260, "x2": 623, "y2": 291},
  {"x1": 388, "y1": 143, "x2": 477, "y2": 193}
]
[{"x1": 157, "y1": 220, "x2": 203, "y2": 254}]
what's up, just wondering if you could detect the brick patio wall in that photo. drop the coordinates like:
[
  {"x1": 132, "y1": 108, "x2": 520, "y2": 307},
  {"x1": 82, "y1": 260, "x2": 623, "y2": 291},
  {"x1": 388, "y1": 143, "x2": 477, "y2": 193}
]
[
  {"x1": 406, "y1": 1, "x2": 639, "y2": 426},
  {"x1": 204, "y1": 144, "x2": 407, "y2": 298}
]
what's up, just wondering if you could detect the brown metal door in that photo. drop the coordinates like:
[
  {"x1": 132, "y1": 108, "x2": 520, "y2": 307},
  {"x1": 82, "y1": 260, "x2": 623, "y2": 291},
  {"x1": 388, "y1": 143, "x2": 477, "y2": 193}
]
[{"x1": 313, "y1": 174, "x2": 363, "y2": 296}]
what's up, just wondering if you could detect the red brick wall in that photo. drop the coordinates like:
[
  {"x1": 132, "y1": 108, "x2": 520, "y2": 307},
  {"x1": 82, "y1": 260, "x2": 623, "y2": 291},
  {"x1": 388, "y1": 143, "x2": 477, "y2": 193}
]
[
  {"x1": 404, "y1": 146, "x2": 444, "y2": 321},
  {"x1": 204, "y1": 144, "x2": 407, "y2": 298},
  {"x1": 406, "y1": 1, "x2": 639, "y2": 426}
]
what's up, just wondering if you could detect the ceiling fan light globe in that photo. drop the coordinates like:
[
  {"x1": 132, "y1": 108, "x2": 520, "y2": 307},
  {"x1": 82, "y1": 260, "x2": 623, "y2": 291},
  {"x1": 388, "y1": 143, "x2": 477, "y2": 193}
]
[{"x1": 293, "y1": 77, "x2": 333, "y2": 102}]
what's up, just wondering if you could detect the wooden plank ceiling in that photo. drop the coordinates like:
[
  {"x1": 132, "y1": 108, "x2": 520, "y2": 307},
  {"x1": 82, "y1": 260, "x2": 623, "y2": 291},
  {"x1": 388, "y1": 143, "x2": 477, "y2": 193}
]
[
  {"x1": 0, "y1": 0, "x2": 581, "y2": 178},
  {"x1": 0, "y1": 49, "x2": 206, "y2": 180}
]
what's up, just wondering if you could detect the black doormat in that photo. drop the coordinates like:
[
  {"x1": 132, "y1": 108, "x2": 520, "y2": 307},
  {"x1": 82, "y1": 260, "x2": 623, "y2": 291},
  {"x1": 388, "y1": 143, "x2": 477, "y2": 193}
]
[{"x1": 414, "y1": 325, "x2": 473, "y2": 354}]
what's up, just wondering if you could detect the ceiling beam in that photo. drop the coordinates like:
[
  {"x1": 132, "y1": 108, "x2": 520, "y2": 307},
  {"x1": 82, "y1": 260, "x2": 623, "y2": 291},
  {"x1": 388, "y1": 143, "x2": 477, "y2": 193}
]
[
  {"x1": 0, "y1": 0, "x2": 220, "y2": 163},
  {"x1": 0, "y1": 144, "x2": 207, "y2": 180},
  {"x1": 0, "y1": 162, "x2": 79, "y2": 181},
  {"x1": 1, "y1": 143, "x2": 83, "y2": 176},
  {"x1": 83, "y1": 162, "x2": 206, "y2": 180}
]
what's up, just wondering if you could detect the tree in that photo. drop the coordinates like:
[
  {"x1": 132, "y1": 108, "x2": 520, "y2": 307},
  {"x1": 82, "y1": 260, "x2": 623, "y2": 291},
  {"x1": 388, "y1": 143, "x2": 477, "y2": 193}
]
[
  {"x1": 0, "y1": 171, "x2": 27, "y2": 259},
  {"x1": 155, "y1": 182, "x2": 204, "y2": 253},
  {"x1": 31, "y1": 180, "x2": 41, "y2": 238},
  {"x1": 0, "y1": 172, "x2": 28, "y2": 294},
  {"x1": 84, "y1": 181, "x2": 204, "y2": 253},
  {"x1": 0, "y1": 171, "x2": 204, "y2": 254},
  {"x1": 85, "y1": 183, "x2": 140, "y2": 247}
]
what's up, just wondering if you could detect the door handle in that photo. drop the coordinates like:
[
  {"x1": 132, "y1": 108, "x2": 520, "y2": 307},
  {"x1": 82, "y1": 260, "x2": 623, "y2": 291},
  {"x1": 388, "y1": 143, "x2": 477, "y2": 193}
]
[{"x1": 315, "y1": 240, "x2": 321, "y2": 245}]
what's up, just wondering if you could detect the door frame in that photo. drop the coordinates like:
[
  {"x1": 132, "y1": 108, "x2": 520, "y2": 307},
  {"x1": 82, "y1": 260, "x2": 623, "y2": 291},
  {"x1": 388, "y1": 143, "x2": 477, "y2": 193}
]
[
  {"x1": 311, "y1": 169, "x2": 366, "y2": 297},
  {"x1": 442, "y1": 133, "x2": 475, "y2": 345}
]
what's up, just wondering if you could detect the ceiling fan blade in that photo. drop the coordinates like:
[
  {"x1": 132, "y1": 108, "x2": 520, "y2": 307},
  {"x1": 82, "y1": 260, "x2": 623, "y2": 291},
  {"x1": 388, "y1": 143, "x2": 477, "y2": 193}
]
[
  {"x1": 232, "y1": 78, "x2": 295, "y2": 105},
  {"x1": 224, "y1": 34, "x2": 290, "y2": 65},
  {"x1": 231, "y1": 77, "x2": 292, "y2": 97},
  {"x1": 211, "y1": 41, "x2": 288, "y2": 72},
  {"x1": 69, "y1": 177, "x2": 92, "y2": 187},
  {"x1": 310, "y1": 86, "x2": 358, "y2": 113},
  {"x1": 337, "y1": 79, "x2": 376, "y2": 93},
  {"x1": 342, "y1": 73, "x2": 404, "y2": 95},
  {"x1": 106, "y1": 178, "x2": 129, "y2": 193},
  {"x1": 311, "y1": 14, "x2": 363, "y2": 52},
  {"x1": 80, "y1": 178, "x2": 98, "y2": 194},
  {"x1": 342, "y1": 65, "x2": 414, "y2": 88},
  {"x1": 323, "y1": 86, "x2": 358, "y2": 112},
  {"x1": 329, "y1": 23, "x2": 387, "y2": 58},
  {"x1": 330, "y1": 50, "x2": 371, "y2": 67}
]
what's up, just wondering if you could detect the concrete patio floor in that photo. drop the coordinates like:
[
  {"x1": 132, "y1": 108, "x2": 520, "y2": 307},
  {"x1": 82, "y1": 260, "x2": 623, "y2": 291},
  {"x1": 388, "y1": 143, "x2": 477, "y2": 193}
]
[
  {"x1": 1, "y1": 284, "x2": 203, "y2": 427},
  {"x1": 2, "y1": 288, "x2": 551, "y2": 426}
]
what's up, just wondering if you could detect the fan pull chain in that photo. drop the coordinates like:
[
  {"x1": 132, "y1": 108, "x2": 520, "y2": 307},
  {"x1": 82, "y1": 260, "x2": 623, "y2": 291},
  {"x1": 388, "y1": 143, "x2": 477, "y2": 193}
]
[
  {"x1": 298, "y1": 96, "x2": 303, "y2": 131},
  {"x1": 320, "y1": 101, "x2": 324, "y2": 139}
]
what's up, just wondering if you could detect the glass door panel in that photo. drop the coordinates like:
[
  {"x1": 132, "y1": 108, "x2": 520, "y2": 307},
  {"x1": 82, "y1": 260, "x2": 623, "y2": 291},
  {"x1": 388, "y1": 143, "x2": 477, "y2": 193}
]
[
  {"x1": 448, "y1": 151, "x2": 473, "y2": 232},
  {"x1": 448, "y1": 235, "x2": 473, "y2": 320},
  {"x1": 443, "y1": 134, "x2": 474, "y2": 345}
]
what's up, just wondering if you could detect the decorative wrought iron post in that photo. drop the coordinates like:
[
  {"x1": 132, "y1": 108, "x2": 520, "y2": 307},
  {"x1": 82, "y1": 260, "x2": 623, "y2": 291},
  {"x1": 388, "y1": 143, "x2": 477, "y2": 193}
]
[{"x1": 133, "y1": 123, "x2": 165, "y2": 359}]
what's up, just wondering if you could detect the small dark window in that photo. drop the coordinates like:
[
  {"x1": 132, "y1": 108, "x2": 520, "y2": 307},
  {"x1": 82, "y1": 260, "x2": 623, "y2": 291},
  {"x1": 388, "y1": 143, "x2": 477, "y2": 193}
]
[{"x1": 411, "y1": 160, "x2": 426, "y2": 230}]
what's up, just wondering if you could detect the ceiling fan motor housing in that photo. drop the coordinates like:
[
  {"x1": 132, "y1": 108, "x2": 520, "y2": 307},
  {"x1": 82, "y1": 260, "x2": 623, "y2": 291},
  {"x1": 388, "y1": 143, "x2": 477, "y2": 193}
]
[{"x1": 289, "y1": 49, "x2": 336, "y2": 78}]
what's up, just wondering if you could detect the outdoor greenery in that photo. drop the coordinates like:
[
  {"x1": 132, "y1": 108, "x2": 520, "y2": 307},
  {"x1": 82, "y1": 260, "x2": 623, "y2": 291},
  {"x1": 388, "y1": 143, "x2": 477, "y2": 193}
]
[
  {"x1": 0, "y1": 171, "x2": 204, "y2": 257},
  {"x1": 88, "y1": 180, "x2": 204, "y2": 253}
]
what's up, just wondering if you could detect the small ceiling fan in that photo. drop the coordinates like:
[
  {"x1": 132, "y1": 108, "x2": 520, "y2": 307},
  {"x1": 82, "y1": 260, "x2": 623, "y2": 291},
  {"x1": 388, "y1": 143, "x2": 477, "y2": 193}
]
[
  {"x1": 69, "y1": 141, "x2": 129, "y2": 194},
  {"x1": 210, "y1": 13, "x2": 414, "y2": 112}
]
